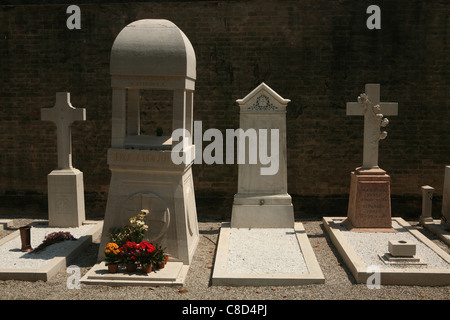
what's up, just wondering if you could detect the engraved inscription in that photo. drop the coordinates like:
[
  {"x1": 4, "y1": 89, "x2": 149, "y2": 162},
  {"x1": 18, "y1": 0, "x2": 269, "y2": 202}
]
[
  {"x1": 55, "y1": 195, "x2": 72, "y2": 215},
  {"x1": 115, "y1": 75, "x2": 168, "y2": 88},
  {"x1": 357, "y1": 181, "x2": 389, "y2": 218},
  {"x1": 111, "y1": 151, "x2": 173, "y2": 164}
]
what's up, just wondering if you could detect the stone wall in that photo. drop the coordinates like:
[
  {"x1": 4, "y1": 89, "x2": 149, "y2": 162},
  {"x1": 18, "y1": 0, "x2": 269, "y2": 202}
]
[{"x1": 0, "y1": 0, "x2": 448, "y2": 219}]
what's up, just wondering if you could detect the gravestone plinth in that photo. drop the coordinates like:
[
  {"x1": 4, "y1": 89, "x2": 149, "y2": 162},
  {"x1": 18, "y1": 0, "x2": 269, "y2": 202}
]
[
  {"x1": 41, "y1": 92, "x2": 86, "y2": 227},
  {"x1": 99, "y1": 147, "x2": 197, "y2": 265},
  {"x1": 343, "y1": 84, "x2": 398, "y2": 232},
  {"x1": 47, "y1": 169, "x2": 85, "y2": 227},
  {"x1": 95, "y1": 20, "x2": 199, "y2": 279},
  {"x1": 345, "y1": 168, "x2": 393, "y2": 231}
]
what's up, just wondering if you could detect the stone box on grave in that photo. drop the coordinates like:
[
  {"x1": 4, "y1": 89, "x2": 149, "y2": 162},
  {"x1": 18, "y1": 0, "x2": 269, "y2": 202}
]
[{"x1": 96, "y1": 19, "x2": 199, "y2": 268}]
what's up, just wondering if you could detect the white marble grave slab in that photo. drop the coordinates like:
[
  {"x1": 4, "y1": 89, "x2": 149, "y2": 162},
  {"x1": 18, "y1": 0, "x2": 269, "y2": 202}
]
[
  {"x1": 211, "y1": 222, "x2": 325, "y2": 286},
  {"x1": 0, "y1": 220, "x2": 102, "y2": 281}
]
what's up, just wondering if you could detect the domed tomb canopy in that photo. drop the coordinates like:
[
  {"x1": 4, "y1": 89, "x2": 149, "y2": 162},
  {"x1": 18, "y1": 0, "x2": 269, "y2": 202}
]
[
  {"x1": 110, "y1": 19, "x2": 196, "y2": 90},
  {"x1": 109, "y1": 19, "x2": 196, "y2": 151}
]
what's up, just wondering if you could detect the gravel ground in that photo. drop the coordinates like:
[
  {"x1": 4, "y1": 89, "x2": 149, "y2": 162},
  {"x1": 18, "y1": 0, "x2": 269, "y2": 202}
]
[{"x1": 0, "y1": 217, "x2": 449, "y2": 303}]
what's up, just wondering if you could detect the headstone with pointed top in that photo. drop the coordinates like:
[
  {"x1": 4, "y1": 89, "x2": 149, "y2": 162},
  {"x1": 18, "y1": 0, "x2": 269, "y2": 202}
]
[{"x1": 231, "y1": 82, "x2": 294, "y2": 228}]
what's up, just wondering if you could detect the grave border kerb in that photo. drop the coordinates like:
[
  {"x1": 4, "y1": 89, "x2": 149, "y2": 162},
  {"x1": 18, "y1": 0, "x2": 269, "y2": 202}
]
[
  {"x1": 322, "y1": 217, "x2": 450, "y2": 286},
  {"x1": 211, "y1": 222, "x2": 325, "y2": 286}
]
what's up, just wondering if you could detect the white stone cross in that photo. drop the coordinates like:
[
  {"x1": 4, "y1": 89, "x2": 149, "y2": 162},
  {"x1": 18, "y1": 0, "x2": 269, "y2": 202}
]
[
  {"x1": 41, "y1": 92, "x2": 86, "y2": 169},
  {"x1": 347, "y1": 84, "x2": 398, "y2": 170}
]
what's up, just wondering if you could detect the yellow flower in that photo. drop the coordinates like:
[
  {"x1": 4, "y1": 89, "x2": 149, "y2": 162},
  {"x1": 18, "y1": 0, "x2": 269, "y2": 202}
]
[{"x1": 105, "y1": 242, "x2": 119, "y2": 255}]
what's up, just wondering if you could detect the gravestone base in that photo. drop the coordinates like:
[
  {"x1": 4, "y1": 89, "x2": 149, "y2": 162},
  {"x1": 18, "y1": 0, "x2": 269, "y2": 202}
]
[
  {"x1": 345, "y1": 168, "x2": 395, "y2": 232},
  {"x1": 97, "y1": 148, "x2": 199, "y2": 266},
  {"x1": 81, "y1": 261, "x2": 188, "y2": 287},
  {"x1": 47, "y1": 168, "x2": 85, "y2": 227},
  {"x1": 377, "y1": 253, "x2": 425, "y2": 265},
  {"x1": 231, "y1": 194, "x2": 294, "y2": 228}
]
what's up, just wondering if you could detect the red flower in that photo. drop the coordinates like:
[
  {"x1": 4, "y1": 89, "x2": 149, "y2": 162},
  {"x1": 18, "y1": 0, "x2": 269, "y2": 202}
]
[
  {"x1": 138, "y1": 241, "x2": 156, "y2": 253},
  {"x1": 119, "y1": 241, "x2": 139, "y2": 263}
]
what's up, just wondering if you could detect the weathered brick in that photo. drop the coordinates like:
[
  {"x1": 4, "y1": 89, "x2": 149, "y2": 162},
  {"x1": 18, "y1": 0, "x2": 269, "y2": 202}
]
[{"x1": 0, "y1": 1, "x2": 448, "y2": 219}]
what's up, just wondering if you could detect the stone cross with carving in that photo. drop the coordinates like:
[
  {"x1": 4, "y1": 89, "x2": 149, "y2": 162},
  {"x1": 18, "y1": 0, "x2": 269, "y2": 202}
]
[
  {"x1": 346, "y1": 84, "x2": 398, "y2": 170},
  {"x1": 41, "y1": 92, "x2": 86, "y2": 170}
]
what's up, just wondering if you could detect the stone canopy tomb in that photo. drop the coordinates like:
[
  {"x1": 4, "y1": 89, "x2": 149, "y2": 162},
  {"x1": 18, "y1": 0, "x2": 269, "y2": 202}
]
[{"x1": 97, "y1": 20, "x2": 199, "y2": 273}]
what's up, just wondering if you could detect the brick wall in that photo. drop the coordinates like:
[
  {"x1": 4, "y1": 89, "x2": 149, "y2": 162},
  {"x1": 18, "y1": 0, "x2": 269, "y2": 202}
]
[{"x1": 0, "y1": 0, "x2": 448, "y2": 219}]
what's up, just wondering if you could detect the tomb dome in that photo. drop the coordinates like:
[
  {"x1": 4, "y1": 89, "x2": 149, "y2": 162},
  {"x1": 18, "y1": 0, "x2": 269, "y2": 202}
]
[{"x1": 110, "y1": 19, "x2": 196, "y2": 80}]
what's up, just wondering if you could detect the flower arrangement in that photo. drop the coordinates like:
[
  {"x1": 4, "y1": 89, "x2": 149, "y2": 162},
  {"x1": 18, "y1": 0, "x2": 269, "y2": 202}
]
[
  {"x1": 32, "y1": 231, "x2": 77, "y2": 253},
  {"x1": 104, "y1": 242, "x2": 121, "y2": 266},
  {"x1": 104, "y1": 240, "x2": 167, "y2": 273},
  {"x1": 109, "y1": 210, "x2": 149, "y2": 247},
  {"x1": 104, "y1": 210, "x2": 168, "y2": 273}
]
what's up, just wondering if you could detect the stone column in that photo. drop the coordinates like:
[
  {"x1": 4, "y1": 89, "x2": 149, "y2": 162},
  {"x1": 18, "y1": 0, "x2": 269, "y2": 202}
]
[
  {"x1": 127, "y1": 88, "x2": 140, "y2": 136},
  {"x1": 111, "y1": 88, "x2": 126, "y2": 148},
  {"x1": 420, "y1": 185, "x2": 434, "y2": 225},
  {"x1": 442, "y1": 166, "x2": 450, "y2": 228}
]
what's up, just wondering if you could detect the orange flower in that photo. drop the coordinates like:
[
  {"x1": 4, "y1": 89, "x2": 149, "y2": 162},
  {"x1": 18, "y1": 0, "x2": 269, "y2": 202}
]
[{"x1": 105, "y1": 242, "x2": 120, "y2": 255}]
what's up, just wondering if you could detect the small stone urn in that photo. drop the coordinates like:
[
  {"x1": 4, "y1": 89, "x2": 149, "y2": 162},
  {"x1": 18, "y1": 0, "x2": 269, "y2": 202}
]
[{"x1": 20, "y1": 226, "x2": 33, "y2": 252}]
